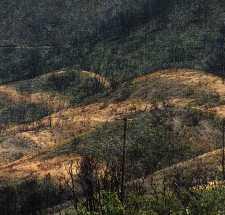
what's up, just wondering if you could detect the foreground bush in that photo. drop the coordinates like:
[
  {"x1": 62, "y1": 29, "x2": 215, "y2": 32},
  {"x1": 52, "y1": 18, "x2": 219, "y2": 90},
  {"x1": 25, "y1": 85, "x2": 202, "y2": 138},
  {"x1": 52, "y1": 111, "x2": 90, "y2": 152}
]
[
  {"x1": 65, "y1": 192, "x2": 124, "y2": 215},
  {"x1": 0, "y1": 176, "x2": 70, "y2": 215}
]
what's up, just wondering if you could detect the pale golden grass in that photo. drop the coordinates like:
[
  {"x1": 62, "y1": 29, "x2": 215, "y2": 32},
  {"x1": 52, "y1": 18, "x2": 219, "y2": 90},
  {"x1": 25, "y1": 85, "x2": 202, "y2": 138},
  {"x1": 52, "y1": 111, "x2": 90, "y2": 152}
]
[
  {"x1": 193, "y1": 180, "x2": 225, "y2": 191},
  {"x1": 1, "y1": 68, "x2": 225, "y2": 182},
  {"x1": 133, "y1": 68, "x2": 225, "y2": 98},
  {"x1": 0, "y1": 98, "x2": 153, "y2": 180},
  {"x1": 3, "y1": 99, "x2": 152, "y2": 147},
  {"x1": 0, "y1": 152, "x2": 80, "y2": 181},
  {"x1": 0, "y1": 84, "x2": 69, "y2": 110}
]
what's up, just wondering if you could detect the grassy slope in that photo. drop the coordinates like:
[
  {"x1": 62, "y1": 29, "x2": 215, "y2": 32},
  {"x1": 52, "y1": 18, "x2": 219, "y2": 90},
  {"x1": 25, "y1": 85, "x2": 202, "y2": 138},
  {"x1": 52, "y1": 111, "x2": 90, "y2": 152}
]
[
  {"x1": 0, "y1": 68, "x2": 225, "y2": 185},
  {"x1": 0, "y1": 69, "x2": 110, "y2": 165}
]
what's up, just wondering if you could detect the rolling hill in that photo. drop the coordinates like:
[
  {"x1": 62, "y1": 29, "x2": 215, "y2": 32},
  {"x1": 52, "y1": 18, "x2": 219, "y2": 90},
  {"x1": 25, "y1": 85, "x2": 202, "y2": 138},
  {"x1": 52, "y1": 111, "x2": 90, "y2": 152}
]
[
  {"x1": 0, "y1": 68, "x2": 225, "y2": 186},
  {"x1": 2, "y1": 0, "x2": 225, "y2": 213}
]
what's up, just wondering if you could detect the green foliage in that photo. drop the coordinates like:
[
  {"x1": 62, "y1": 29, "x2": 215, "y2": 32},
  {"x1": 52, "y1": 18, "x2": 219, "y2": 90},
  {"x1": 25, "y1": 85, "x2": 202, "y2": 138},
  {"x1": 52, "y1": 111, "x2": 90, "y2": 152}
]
[
  {"x1": 187, "y1": 187, "x2": 225, "y2": 215},
  {"x1": 125, "y1": 186, "x2": 225, "y2": 215},
  {"x1": 65, "y1": 192, "x2": 124, "y2": 215},
  {"x1": 62, "y1": 187, "x2": 225, "y2": 215},
  {"x1": 100, "y1": 192, "x2": 124, "y2": 215},
  {"x1": 66, "y1": 206, "x2": 93, "y2": 215}
]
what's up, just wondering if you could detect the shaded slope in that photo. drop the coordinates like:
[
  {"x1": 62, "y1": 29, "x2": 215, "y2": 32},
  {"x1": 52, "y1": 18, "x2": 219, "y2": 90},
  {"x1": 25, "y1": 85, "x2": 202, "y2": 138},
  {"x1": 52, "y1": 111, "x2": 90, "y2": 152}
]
[{"x1": 1, "y1": 0, "x2": 225, "y2": 84}]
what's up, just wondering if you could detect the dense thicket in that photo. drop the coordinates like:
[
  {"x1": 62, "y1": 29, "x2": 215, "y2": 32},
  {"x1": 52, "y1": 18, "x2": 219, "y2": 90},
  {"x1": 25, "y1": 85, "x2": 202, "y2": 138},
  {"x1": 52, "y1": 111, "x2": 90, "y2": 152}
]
[{"x1": 1, "y1": 0, "x2": 225, "y2": 83}]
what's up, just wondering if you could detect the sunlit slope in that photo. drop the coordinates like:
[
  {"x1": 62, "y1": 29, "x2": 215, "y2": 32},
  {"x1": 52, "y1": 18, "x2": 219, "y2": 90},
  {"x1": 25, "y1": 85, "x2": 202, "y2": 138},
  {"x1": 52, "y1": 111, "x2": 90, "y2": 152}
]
[
  {"x1": 0, "y1": 69, "x2": 110, "y2": 164},
  {"x1": 1, "y1": 68, "x2": 225, "y2": 182}
]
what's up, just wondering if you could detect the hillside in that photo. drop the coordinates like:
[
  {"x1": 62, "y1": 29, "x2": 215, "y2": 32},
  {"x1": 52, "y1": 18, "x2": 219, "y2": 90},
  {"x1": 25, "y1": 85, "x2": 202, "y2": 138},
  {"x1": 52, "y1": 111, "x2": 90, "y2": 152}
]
[
  {"x1": 2, "y1": 1, "x2": 225, "y2": 213},
  {"x1": 0, "y1": 68, "x2": 225, "y2": 214},
  {"x1": 0, "y1": 69, "x2": 111, "y2": 164},
  {"x1": 1, "y1": 0, "x2": 225, "y2": 84},
  {"x1": 0, "y1": 68, "x2": 224, "y2": 183}
]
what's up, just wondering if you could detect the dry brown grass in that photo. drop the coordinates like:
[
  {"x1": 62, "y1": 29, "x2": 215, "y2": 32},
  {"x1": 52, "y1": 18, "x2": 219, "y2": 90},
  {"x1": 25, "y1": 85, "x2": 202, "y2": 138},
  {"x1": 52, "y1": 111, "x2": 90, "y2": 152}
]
[
  {"x1": 1, "y1": 68, "x2": 225, "y2": 182},
  {"x1": 144, "y1": 148, "x2": 222, "y2": 194}
]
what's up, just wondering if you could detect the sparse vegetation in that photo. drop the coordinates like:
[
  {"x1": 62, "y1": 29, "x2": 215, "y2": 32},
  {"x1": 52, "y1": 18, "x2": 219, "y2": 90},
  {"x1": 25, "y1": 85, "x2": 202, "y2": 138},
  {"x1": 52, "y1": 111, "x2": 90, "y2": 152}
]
[
  {"x1": 0, "y1": 102, "x2": 50, "y2": 125},
  {"x1": 2, "y1": 0, "x2": 225, "y2": 213},
  {"x1": 77, "y1": 107, "x2": 221, "y2": 180},
  {"x1": 0, "y1": 68, "x2": 225, "y2": 214}
]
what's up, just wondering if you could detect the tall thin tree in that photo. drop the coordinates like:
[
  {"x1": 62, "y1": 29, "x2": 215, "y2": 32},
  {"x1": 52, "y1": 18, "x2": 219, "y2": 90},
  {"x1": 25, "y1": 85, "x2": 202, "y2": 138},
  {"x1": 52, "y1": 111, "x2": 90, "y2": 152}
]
[
  {"x1": 121, "y1": 118, "x2": 128, "y2": 203},
  {"x1": 222, "y1": 119, "x2": 225, "y2": 180}
]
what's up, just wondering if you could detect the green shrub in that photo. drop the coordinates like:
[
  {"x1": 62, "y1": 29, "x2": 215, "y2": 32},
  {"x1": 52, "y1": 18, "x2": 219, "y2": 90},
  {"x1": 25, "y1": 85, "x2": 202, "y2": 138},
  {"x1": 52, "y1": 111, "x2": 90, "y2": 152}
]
[
  {"x1": 65, "y1": 192, "x2": 124, "y2": 215},
  {"x1": 187, "y1": 187, "x2": 225, "y2": 215},
  {"x1": 100, "y1": 192, "x2": 124, "y2": 215}
]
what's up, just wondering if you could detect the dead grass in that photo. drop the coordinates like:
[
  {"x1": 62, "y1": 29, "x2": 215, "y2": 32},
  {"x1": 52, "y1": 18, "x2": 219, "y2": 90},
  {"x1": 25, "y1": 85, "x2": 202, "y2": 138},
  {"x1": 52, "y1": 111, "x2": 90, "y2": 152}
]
[
  {"x1": 1, "y1": 68, "x2": 225, "y2": 182},
  {"x1": 144, "y1": 148, "x2": 222, "y2": 194}
]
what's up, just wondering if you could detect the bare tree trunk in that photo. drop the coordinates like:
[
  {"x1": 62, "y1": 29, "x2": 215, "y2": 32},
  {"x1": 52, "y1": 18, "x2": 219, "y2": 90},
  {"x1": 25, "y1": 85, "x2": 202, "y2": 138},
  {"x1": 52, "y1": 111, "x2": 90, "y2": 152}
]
[
  {"x1": 223, "y1": 64, "x2": 225, "y2": 84},
  {"x1": 121, "y1": 118, "x2": 127, "y2": 203},
  {"x1": 222, "y1": 119, "x2": 225, "y2": 180}
]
